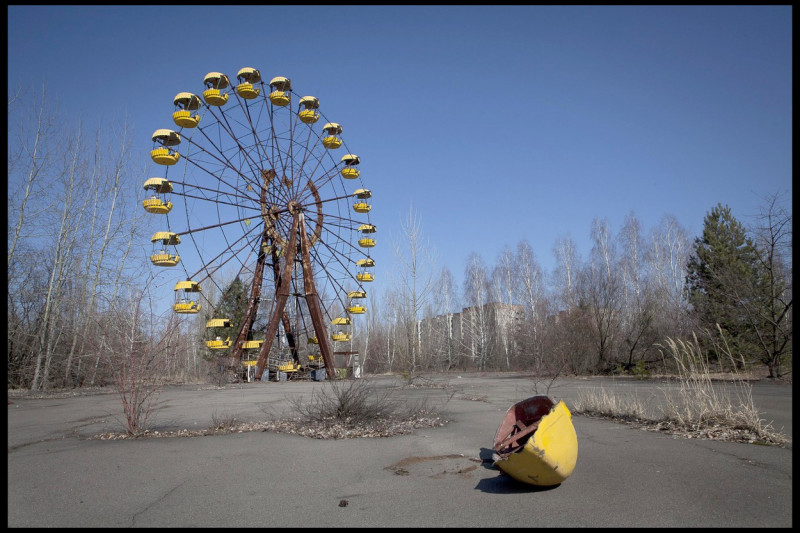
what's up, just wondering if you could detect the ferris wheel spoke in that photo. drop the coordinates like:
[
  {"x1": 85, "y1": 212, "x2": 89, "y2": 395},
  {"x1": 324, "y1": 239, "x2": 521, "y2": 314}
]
[
  {"x1": 175, "y1": 213, "x2": 262, "y2": 237},
  {"x1": 214, "y1": 106, "x2": 279, "y2": 192},
  {"x1": 181, "y1": 131, "x2": 263, "y2": 196},
  {"x1": 171, "y1": 188, "x2": 262, "y2": 212},
  {"x1": 239, "y1": 96, "x2": 282, "y2": 185},
  {"x1": 187, "y1": 225, "x2": 264, "y2": 284},
  {"x1": 195, "y1": 246, "x2": 259, "y2": 310},
  {"x1": 285, "y1": 115, "x2": 323, "y2": 200}
]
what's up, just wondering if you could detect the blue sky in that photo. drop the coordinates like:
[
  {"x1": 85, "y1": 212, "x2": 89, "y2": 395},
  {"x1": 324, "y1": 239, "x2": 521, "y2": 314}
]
[{"x1": 7, "y1": 5, "x2": 792, "y2": 308}]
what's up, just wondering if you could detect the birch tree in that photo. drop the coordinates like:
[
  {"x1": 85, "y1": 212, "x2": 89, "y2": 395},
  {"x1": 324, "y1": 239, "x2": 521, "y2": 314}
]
[
  {"x1": 31, "y1": 121, "x2": 95, "y2": 390},
  {"x1": 552, "y1": 235, "x2": 580, "y2": 312},
  {"x1": 515, "y1": 240, "x2": 547, "y2": 367},
  {"x1": 645, "y1": 214, "x2": 692, "y2": 335},
  {"x1": 8, "y1": 84, "x2": 55, "y2": 269},
  {"x1": 433, "y1": 266, "x2": 459, "y2": 370},
  {"x1": 390, "y1": 204, "x2": 437, "y2": 372},
  {"x1": 491, "y1": 246, "x2": 518, "y2": 369},
  {"x1": 463, "y1": 252, "x2": 491, "y2": 369},
  {"x1": 617, "y1": 212, "x2": 657, "y2": 370},
  {"x1": 580, "y1": 217, "x2": 622, "y2": 371}
]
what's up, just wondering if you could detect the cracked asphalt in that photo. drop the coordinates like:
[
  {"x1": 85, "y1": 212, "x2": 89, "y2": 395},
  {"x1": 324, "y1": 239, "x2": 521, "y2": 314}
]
[{"x1": 7, "y1": 373, "x2": 792, "y2": 527}]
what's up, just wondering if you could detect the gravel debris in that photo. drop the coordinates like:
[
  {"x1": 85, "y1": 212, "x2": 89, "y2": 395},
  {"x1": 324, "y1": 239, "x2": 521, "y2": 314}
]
[{"x1": 91, "y1": 415, "x2": 448, "y2": 441}]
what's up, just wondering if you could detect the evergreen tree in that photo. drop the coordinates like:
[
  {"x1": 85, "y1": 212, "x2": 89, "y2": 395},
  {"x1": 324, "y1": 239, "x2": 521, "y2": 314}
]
[
  {"x1": 685, "y1": 203, "x2": 761, "y2": 363},
  {"x1": 201, "y1": 276, "x2": 250, "y2": 360}
]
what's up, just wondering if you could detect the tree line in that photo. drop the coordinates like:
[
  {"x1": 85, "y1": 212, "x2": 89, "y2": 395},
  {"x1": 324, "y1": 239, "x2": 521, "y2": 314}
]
[
  {"x1": 364, "y1": 199, "x2": 791, "y2": 379},
  {"x1": 7, "y1": 89, "x2": 792, "y2": 390}
]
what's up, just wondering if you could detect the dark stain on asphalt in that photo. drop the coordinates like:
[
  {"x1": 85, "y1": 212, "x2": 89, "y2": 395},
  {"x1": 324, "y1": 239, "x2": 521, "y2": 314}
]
[{"x1": 386, "y1": 454, "x2": 482, "y2": 478}]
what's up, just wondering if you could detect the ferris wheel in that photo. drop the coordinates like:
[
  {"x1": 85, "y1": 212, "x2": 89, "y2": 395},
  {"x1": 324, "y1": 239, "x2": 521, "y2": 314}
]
[{"x1": 142, "y1": 68, "x2": 375, "y2": 381}]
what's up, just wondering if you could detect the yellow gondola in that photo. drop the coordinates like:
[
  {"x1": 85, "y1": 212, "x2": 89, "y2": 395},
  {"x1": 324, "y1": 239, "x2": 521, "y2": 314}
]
[
  {"x1": 268, "y1": 76, "x2": 291, "y2": 106},
  {"x1": 358, "y1": 223, "x2": 376, "y2": 248},
  {"x1": 241, "y1": 340, "x2": 264, "y2": 350},
  {"x1": 241, "y1": 339, "x2": 263, "y2": 368},
  {"x1": 347, "y1": 291, "x2": 367, "y2": 315},
  {"x1": 298, "y1": 96, "x2": 320, "y2": 123},
  {"x1": 172, "y1": 92, "x2": 202, "y2": 128},
  {"x1": 205, "y1": 318, "x2": 232, "y2": 349},
  {"x1": 341, "y1": 154, "x2": 360, "y2": 179},
  {"x1": 356, "y1": 272, "x2": 374, "y2": 282},
  {"x1": 151, "y1": 129, "x2": 181, "y2": 166},
  {"x1": 150, "y1": 231, "x2": 180, "y2": 266},
  {"x1": 142, "y1": 177, "x2": 173, "y2": 214},
  {"x1": 173, "y1": 280, "x2": 201, "y2": 314},
  {"x1": 356, "y1": 258, "x2": 375, "y2": 282},
  {"x1": 322, "y1": 123, "x2": 343, "y2": 149},
  {"x1": 236, "y1": 67, "x2": 262, "y2": 99},
  {"x1": 492, "y1": 396, "x2": 578, "y2": 487},
  {"x1": 202, "y1": 72, "x2": 230, "y2": 106},
  {"x1": 206, "y1": 336, "x2": 232, "y2": 349},
  {"x1": 331, "y1": 316, "x2": 351, "y2": 342},
  {"x1": 352, "y1": 188, "x2": 372, "y2": 213},
  {"x1": 276, "y1": 361, "x2": 301, "y2": 372}
]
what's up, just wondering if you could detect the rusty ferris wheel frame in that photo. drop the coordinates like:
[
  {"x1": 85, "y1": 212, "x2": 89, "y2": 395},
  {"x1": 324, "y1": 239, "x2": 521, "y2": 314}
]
[{"x1": 146, "y1": 69, "x2": 374, "y2": 381}]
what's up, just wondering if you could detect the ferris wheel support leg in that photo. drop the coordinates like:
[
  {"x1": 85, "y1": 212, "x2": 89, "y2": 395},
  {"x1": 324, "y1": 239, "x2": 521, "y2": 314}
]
[
  {"x1": 298, "y1": 214, "x2": 337, "y2": 379},
  {"x1": 231, "y1": 244, "x2": 267, "y2": 362},
  {"x1": 254, "y1": 218, "x2": 299, "y2": 381},
  {"x1": 271, "y1": 256, "x2": 300, "y2": 364},
  {"x1": 281, "y1": 314, "x2": 300, "y2": 364},
  {"x1": 231, "y1": 183, "x2": 274, "y2": 363}
]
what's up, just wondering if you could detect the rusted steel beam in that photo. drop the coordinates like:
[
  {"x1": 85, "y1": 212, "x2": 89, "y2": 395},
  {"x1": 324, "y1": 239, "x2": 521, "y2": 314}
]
[
  {"x1": 298, "y1": 213, "x2": 337, "y2": 379},
  {"x1": 270, "y1": 248, "x2": 299, "y2": 364},
  {"x1": 254, "y1": 216, "x2": 299, "y2": 380},
  {"x1": 494, "y1": 421, "x2": 540, "y2": 453},
  {"x1": 230, "y1": 175, "x2": 273, "y2": 362}
]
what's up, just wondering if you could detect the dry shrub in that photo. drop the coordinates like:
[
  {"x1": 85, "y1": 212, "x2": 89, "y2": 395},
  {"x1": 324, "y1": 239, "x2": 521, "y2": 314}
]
[{"x1": 289, "y1": 379, "x2": 399, "y2": 426}]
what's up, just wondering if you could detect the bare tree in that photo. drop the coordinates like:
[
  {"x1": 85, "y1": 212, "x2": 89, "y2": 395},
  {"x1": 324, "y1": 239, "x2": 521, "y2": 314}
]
[
  {"x1": 490, "y1": 246, "x2": 518, "y2": 369},
  {"x1": 579, "y1": 218, "x2": 622, "y2": 372},
  {"x1": 616, "y1": 212, "x2": 658, "y2": 371},
  {"x1": 389, "y1": 204, "x2": 438, "y2": 372},
  {"x1": 743, "y1": 192, "x2": 792, "y2": 378},
  {"x1": 434, "y1": 266, "x2": 459, "y2": 370},
  {"x1": 31, "y1": 121, "x2": 95, "y2": 390},
  {"x1": 515, "y1": 240, "x2": 547, "y2": 369},
  {"x1": 7, "y1": 84, "x2": 55, "y2": 269},
  {"x1": 645, "y1": 214, "x2": 692, "y2": 335},
  {"x1": 102, "y1": 278, "x2": 177, "y2": 436},
  {"x1": 462, "y1": 252, "x2": 492, "y2": 369},
  {"x1": 63, "y1": 122, "x2": 134, "y2": 386},
  {"x1": 552, "y1": 235, "x2": 580, "y2": 312}
]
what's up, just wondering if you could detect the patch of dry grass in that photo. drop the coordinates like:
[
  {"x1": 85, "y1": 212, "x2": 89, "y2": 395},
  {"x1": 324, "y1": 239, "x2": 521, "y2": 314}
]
[
  {"x1": 92, "y1": 378, "x2": 450, "y2": 441},
  {"x1": 573, "y1": 329, "x2": 789, "y2": 447},
  {"x1": 572, "y1": 387, "x2": 648, "y2": 422}
]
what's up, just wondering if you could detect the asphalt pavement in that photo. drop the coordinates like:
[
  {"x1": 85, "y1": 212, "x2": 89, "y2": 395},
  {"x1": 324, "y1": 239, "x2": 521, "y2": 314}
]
[{"x1": 7, "y1": 373, "x2": 793, "y2": 527}]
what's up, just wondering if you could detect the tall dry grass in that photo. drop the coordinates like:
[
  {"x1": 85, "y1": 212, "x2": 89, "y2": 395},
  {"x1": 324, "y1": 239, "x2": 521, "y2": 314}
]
[
  {"x1": 573, "y1": 326, "x2": 787, "y2": 445},
  {"x1": 659, "y1": 329, "x2": 769, "y2": 436}
]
